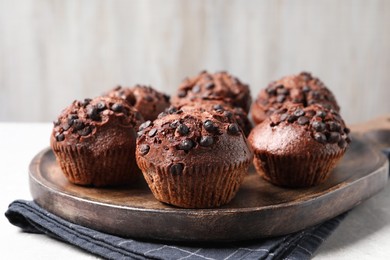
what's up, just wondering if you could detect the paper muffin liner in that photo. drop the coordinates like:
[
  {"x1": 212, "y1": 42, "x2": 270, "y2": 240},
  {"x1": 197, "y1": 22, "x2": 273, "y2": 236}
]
[
  {"x1": 137, "y1": 157, "x2": 251, "y2": 208},
  {"x1": 253, "y1": 149, "x2": 346, "y2": 188},
  {"x1": 52, "y1": 143, "x2": 140, "y2": 187}
]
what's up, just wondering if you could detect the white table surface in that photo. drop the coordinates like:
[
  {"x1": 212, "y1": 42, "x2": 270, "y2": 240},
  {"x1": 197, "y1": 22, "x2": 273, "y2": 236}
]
[{"x1": 1, "y1": 122, "x2": 389, "y2": 259}]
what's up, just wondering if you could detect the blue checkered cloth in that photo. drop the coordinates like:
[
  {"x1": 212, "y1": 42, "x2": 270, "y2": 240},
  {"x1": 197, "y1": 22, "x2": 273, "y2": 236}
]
[{"x1": 5, "y1": 200, "x2": 346, "y2": 260}]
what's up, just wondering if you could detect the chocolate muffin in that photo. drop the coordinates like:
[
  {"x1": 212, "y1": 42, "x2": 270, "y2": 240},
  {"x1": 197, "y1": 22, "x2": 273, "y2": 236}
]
[
  {"x1": 248, "y1": 104, "x2": 350, "y2": 187},
  {"x1": 136, "y1": 108, "x2": 253, "y2": 208},
  {"x1": 51, "y1": 96, "x2": 144, "y2": 187},
  {"x1": 170, "y1": 100, "x2": 253, "y2": 137},
  {"x1": 251, "y1": 72, "x2": 340, "y2": 125},
  {"x1": 171, "y1": 70, "x2": 252, "y2": 113},
  {"x1": 105, "y1": 85, "x2": 170, "y2": 121}
]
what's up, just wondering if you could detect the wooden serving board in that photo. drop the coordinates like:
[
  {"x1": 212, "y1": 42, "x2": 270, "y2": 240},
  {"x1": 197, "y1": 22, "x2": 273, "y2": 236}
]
[{"x1": 29, "y1": 117, "x2": 390, "y2": 242}]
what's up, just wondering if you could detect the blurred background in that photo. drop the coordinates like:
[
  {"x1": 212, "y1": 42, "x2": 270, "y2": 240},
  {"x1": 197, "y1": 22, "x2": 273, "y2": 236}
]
[{"x1": 0, "y1": 0, "x2": 389, "y2": 124}]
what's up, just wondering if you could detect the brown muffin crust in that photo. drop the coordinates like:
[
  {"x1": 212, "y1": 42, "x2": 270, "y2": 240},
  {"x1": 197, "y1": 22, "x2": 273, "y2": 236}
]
[
  {"x1": 136, "y1": 107, "x2": 253, "y2": 208},
  {"x1": 51, "y1": 96, "x2": 144, "y2": 186},
  {"x1": 105, "y1": 85, "x2": 170, "y2": 121},
  {"x1": 168, "y1": 100, "x2": 253, "y2": 137},
  {"x1": 248, "y1": 104, "x2": 350, "y2": 187},
  {"x1": 251, "y1": 72, "x2": 340, "y2": 125},
  {"x1": 171, "y1": 70, "x2": 252, "y2": 113}
]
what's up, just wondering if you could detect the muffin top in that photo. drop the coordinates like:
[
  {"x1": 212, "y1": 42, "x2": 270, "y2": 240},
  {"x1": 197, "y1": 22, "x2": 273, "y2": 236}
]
[
  {"x1": 136, "y1": 107, "x2": 253, "y2": 172},
  {"x1": 252, "y1": 72, "x2": 339, "y2": 124},
  {"x1": 249, "y1": 104, "x2": 350, "y2": 156},
  {"x1": 171, "y1": 70, "x2": 252, "y2": 113},
  {"x1": 171, "y1": 100, "x2": 253, "y2": 137},
  {"x1": 51, "y1": 96, "x2": 144, "y2": 148},
  {"x1": 105, "y1": 85, "x2": 170, "y2": 121}
]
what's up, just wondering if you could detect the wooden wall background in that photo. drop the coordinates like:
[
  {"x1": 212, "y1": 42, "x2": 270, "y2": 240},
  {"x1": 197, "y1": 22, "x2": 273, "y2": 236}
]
[{"x1": 0, "y1": 0, "x2": 389, "y2": 124}]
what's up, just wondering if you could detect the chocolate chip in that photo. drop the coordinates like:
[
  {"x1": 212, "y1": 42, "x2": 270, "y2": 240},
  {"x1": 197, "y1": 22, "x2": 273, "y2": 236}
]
[
  {"x1": 316, "y1": 110, "x2": 326, "y2": 118},
  {"x1": 294, "y1": 109, "x2": 305, "y2": 117},
  {"x1": 346, "y1": 136, "x2": 352, "y2": 143},
  {"x1": 297, "y1": 116, "x2": 310, "y2": 125},
  {"x1": 67, "y1": 118, "x2": 74, "y2": 127},
  {"x1": 81, "y1": 98, "x2": 92, "y2": 107},
  {"x1": 338, "y1": 139, "x2": 347, "y2": 149},
  {"x1": 157, "y1": 112, "x2": 168, "y2": 118},
  {"x1": 199, "y1": 136, "x2": 214, "y2": 147},
  {"x1": 192, "y1": 85, "x2": 201, "y2": 93},
  {"x1": 328, "y1": 132, "x2": 341, "y2": 143},
  {"x1": 137, "y1": 130, "x2": 144, "y2": 137},
  {"x1": 280, "y1": 113, "x2": 288, "y2": 121},
  {"x1": 145, "y1": 95, "x2": 153, "y2": 102},
  {"x1": 201, "y1": 94, "x2": 210, "y2": 100},
  {"x1": 300, "y1": 72, "x2": 312, "y2": 79},
  {"x1": 314, "y1": 132, "x2": 327, "y2": 143},
  {"x1": 170, "y1": 120, "x2": 179, "y2": 129},
  {"x1": 87, "y1": 106, "x2": 100, "y2": 121},
  {"x1": 139, "y1": 144, "x2": 150, "y2": 155},
  {"x1": 287, "y1": 115, "x2": 298, "y2": 123},
  {"x1": 266, "y1": 86, "x2": 277, "y2": 96},
  {"x1": 177, "y1": 139, "x2": 194, "y2": 151},
  {"x1": 163, "y1": 94, "x2": 170, "y2": 102},
  {"x1": 277, "y1": 88, "x2": 289, "y2": 95},
  {"x1": 148, "y1": 128, "x2": 157, "y2": 137},
  {"x1": 227, "y1": 123, "x2": 240, "y2": 135},
  {"x1": 205, "y1": 82, "x2": 215, "y2": 89},
  {"x1": 139, "y1": 120, "x2": 152, "y2": 131},
  {"x1": 111, "y1": 103, "x2": 123, "y2": 112},
  {"x1": 305, "y1": 110, "x2": 316, "y2": 117},
  {"x1": 170, "y1": 163, "x2": 184, "y2": 175},
  {"x1": 330, "y1": 109, "x2": 338, "y2": 115},
  {"x1": 203, "y1": 120, "x2": 217, "y2": 132},
  {"x1": 73, "y1": 119, "x2": 84, "y2": 130},
  {"x1": 344, "y1": 128, "x2": 351, "y2": 134},
  {"x1": 53, "y1": 120, "x2": 60, "y2": 126},
  {"x1": 312, "y1": 121, "x2": 326, "y2": 132},
  {"x1": 276, "y1": 95, "x2": 286, "y2": 103},
  {"x1": 223, "y1": 111, "x2": 233, "y2": 118},
  {"x1": 167, "y1": 107, "x2": 178, "y2": 114},
  {"x1": 235, "y1": 118, "x2": 243, "y2": 126},
  {"x1": 67, "y1": 114, "x2": 78, "y2": 126},
  {"x1": 213, "y1": 104, "x2": 224, "y2": 111},
  {"x1": 55, "y1": 133, "x2": 65, "y2": 142},
  {"x1": 311, "y1": 91, "x2": 321, "y2": 99},
  {"x1": 96, "y1": 102, "x2": 106, "y2": 112},
  {"x1": 327, "y1": 122, "x2": 341, "y2": 132},
  {"x1": 176, "y1": 124, "x2": 189, "y2": 136},
  {"x1": 178, "y1": 90, "x2": 187, "y2": 98},
  {"x1": 68, "y1": 114, "x2": 78, "y2": 120},
  {"x1": 78, "y1": 126, "x2": 92, "y2": 136},
  {"x1": 302, "y1": 86, "x2": 311, "y2": 92}
]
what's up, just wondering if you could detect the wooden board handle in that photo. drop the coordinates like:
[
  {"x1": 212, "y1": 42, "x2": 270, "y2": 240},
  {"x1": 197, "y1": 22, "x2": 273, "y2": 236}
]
[{"x1": 351, "y1": 115, "x2": 390, "y2": 160}]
